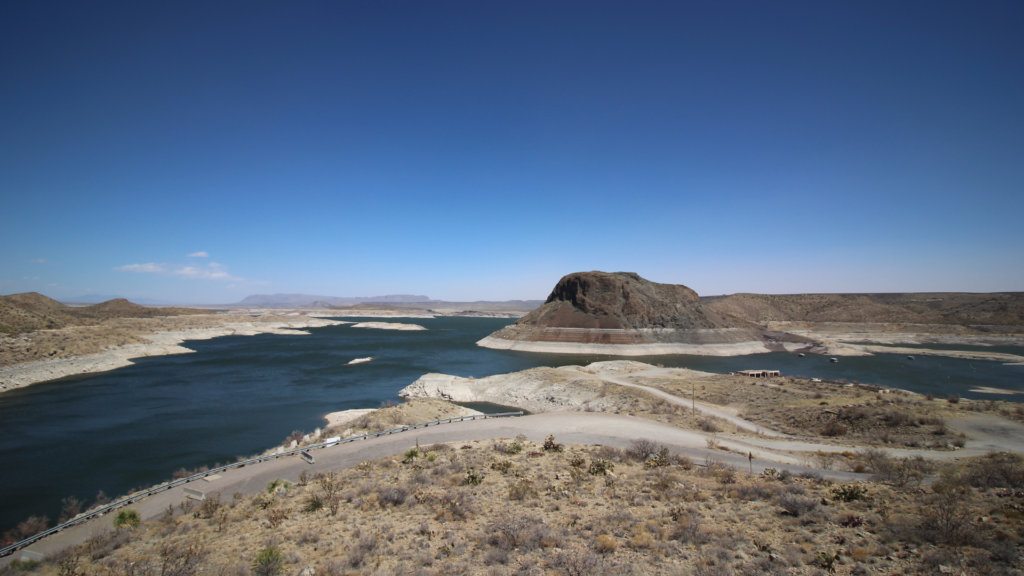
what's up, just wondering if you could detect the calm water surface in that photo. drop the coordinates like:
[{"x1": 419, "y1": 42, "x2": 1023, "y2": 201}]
[{"x1": 1, "y1": 316, "x2": 1022, "y2": 533}]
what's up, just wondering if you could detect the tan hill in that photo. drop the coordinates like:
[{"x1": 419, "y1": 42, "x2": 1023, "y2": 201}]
[
  {"x1": 704, "y1": 292, "x2": 1024, "y2": 327},
  {"x1": 0, "y1": 293, "x2": 85, "y2": 332},
  {"x1": 0, "y1": 292, "x2": 207, "y2": 334},
  {"x1": 479, "y1": 272, "x2": 767, "y2": 355},
  {"x1": 0, "y1": 298, "x2": 76, "y2": 333}
]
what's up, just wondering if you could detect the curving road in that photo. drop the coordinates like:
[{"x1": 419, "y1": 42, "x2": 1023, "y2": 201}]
[
  {"x1": 8, "y1": 381, "x2": 1024, "y2": 564},
  {"x1": 7, "y1": 412, "x2": 864, "y2": 563}
]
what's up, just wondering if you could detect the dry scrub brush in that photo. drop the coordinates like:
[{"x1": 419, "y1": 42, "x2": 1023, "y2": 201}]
[{"x1": 8, "y1": 439, "x2": 1023, "y2": 576}]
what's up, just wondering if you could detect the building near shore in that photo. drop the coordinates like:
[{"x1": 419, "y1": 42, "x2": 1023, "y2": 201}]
[{"x1": 734, "y1": 369, "x2": 781, "y2": 378}]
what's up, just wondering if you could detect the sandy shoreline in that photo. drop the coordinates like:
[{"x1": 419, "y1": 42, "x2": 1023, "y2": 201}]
[
  {"x1": 853, "y1": 344, "x2": 1024, "y2": 364},
  {"x1": 351, "y1": 322, "x2": 426, "y2": 331},
  {"x1": 476, "y1": 336, "x2": 772, "y2": 356},
  {"x1": 323, "y1": 402, "x2": 484, "y2": 433},
  {"x1": 0, "y1": 318, "x2": 349, "y2": 393}
]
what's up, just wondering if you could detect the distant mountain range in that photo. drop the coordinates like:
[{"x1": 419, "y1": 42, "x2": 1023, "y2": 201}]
[{"x1": 235, "y1": 294, "x2": 436, "y2": 307}]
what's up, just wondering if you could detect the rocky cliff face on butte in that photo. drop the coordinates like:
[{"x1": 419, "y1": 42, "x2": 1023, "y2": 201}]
[{"x1": 477, "y1": 271, "x2": 769, "y2": 356}]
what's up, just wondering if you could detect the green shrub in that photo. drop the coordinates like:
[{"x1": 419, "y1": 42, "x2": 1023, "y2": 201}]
[
  {"x1": 644, "y1": 447, "x2": 671, "y2": 468},
  {"x1": 113, "y1": 508, "x2": 141, "y2": 531},
  {"x1": 9, "y1": 559, "x2": 40, "y2": 571},
  {"x1": 303, "y1": 494, "x2": 325, "y2": 513},
  {"x1": 831, "y1": 484, "x2": 868, "y2": 502},
  {"x1": 403, "y1": 447, "x2": 421, "y2": 462},
  {"x1": 490, "y1": 459, "x2": 514, "y2": 474},
  {"x1": 252, "y1": 546, "x2": 285, "y2": 576},
  {"x1": 265, "y1": 479, "x2": 291, "y2": 495},
  {"x1": 589, "y1": 459, "x2": 614, "y2": 476},
  {"x1": 465, "y1": 468, "x2": 484, "y2": 486},
  {"x1": 817, "y1": 551, "x2": 840, "y2": 574},
  {"x1": 543, "y1": 435, "x2": 564, "y2": 452}
]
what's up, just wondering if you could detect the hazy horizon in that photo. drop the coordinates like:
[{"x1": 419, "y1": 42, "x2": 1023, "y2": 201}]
[{"x1": 4, "y1": 2, "x2": 1022, "y2": 302}]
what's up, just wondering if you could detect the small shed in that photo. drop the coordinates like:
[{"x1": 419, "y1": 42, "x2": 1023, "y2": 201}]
[{"x1": 735, "y1": 370, "x2": 781, "y2": 378}]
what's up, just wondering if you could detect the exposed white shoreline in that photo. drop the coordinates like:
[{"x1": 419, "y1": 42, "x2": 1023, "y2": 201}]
[
  {"x1": 322, "y1": 408, "x2": 377, "y2": 429},
  {"x1": 851, "y1": 344, "x2": 1024, "y2": 364},
  {"x1": 970, "y1": 387, "x2": 1021, "y2": 395},
  {"x1": 475, "y1": 336, "x2": 771, "y2": 356},
  {"x1": 351, "y1": 322, "x2": 427, "y2": 331},
  {"x1": 323, "y1": 404, "x2": 484, "y2": 431},
  {"x1": 0, "y1": 318, "x2": 349, "y2": 392}
]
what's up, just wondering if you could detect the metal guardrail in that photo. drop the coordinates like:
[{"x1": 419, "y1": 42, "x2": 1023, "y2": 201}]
[{"x1": 0, "y1": 410, "x2": 524, "y2": 558}]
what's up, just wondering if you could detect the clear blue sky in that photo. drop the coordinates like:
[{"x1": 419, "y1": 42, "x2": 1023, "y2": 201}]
[{"x1": 3, "y1": 1, "x2": 1022, "y2": 303}]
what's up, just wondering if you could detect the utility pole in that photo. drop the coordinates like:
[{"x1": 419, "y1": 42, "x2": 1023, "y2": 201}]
[{"x1": 692, "y1": 383, "x2": 695, "y2": 417}]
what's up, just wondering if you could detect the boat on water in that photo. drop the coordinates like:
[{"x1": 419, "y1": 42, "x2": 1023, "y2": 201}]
[
  {"x1": 798, "y1": 353, "x2": 805, "y2": 357},
  {"x1": 829, "y1": 357, "x2": 838, "y2": 363},
  {"x1": 907, "y1": 355, "x2": 915, "y2": 360}
]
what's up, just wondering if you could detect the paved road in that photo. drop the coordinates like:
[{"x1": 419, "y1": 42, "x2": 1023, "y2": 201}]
[
  {"x1": 948, "y1": 413, "x2": 1024, "y2": 454},
  {"x1": 8, "y1": 412, "x2": 866, "y2": 563}
]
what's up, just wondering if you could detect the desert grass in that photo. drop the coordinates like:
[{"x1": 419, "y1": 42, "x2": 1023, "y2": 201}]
[
  {"x1": 640, "y1": 372, "x2": 1024, "y2": 447},
  {"x1": 10, "y1": 439, "x2": 1022, "y2": 576}
]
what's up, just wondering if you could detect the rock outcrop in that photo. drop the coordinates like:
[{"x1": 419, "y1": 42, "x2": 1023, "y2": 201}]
[
  {"x1": 477, "y1": 272, "x2": 768, "y2": 356},
  {"x1": 399, "y1": 363, "x2": 649, "y2": 414}
]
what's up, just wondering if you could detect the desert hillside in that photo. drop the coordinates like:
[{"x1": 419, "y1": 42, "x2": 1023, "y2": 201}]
[
  {"x1": 704, "y1": 292, "x2": 1024, "y2": 327},
  {"x1": 0, "y1": 293, "x2": 206, "y2": 334},
  {"x1": 6, "y1": 438, "x2": 1021, "y2": 576}
]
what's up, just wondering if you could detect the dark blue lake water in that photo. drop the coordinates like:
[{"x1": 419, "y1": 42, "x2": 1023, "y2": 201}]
[{"x1": 1, "y1": 316, "x2": 1022, "y2": 535}]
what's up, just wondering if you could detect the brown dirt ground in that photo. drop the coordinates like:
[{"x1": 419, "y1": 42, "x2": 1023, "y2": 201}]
[{"x1": 637, "y1": 373, "x2": 1024, "y2": 449}]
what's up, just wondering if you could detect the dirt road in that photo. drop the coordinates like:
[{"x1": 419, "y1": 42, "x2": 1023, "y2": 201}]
[{"x1": 8, "y1": 412, "x2": 864, "y2": 561}]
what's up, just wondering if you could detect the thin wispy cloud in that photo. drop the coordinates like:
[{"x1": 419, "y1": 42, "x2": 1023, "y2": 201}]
[
  {"x1": 187, "y1": 251, "x2": 209, "y2": 258},
  {"x1": 22, "y1": 276, "x2": 40, "y2": 281},
  {"x1": 172, "y1": 262, "x2": 237, "y2": 280},
  {"x1": 26, "y1": 258, "x2": 48, "y2": 263},
  {"x1": 114, "y1": 261, "x2": 253, "y2": 283},
  {"x1": 115, "y1": 263, "x2": 167, "y2": 273}
]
